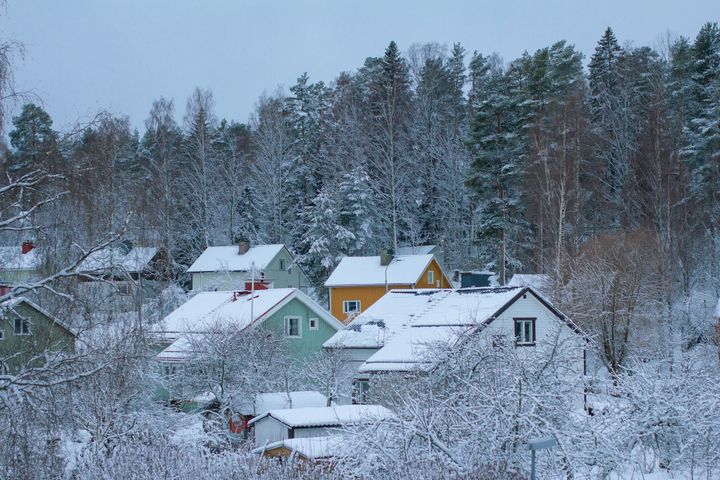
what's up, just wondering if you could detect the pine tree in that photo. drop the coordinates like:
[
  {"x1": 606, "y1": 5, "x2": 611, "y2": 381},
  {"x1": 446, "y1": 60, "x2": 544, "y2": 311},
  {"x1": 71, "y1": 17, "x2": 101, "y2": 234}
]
[
  {"x1": 466, "y1": 55, "x2": 528, "y2": 284},
  {"x1": 8, "y1": 103, "x2": 60, "y2": 175}
]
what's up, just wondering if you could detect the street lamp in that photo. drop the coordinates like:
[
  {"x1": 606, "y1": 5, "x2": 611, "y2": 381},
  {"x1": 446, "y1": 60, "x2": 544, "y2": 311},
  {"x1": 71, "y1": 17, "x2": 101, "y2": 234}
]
[{"x1": 527, "y1": 436, "x2": 557, "y2": 480}]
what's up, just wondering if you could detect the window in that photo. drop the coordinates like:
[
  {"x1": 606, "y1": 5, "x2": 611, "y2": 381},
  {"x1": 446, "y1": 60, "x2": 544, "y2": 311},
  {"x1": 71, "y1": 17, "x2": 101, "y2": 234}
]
[
  {"x1": 309, "y1": 317, "x2": 319, "y2": 331},
  {"x1": 352, "y1": 379, "x2": 371, "y2": 404},
  {"x1": 162, "y1": 364, "x2": 177, "y2": 378},
  {"x1": 0, "y1": 329, "x2": 4, "y2": 340},
  {"x1": 427, "y1": 270, "x2": 435, "y2": 285},
  {"x1": 285, "y1": 316, "x2": 302, "y2": 338},
  {"x1": 14, "y1": 317, "x2": 30, "y2": 336},
  {"x1": 514, "y1": 318, "x2": 536, "y2": 346},
  {"x1": 279, "y1": 259, "x2": 286, "y2": 271},
  {"x1": 343, "y1": 300, "x2": 361, "y2": 314},
  {"x1": 117, "y1": 283, "x2": 131, "y2": 296}
]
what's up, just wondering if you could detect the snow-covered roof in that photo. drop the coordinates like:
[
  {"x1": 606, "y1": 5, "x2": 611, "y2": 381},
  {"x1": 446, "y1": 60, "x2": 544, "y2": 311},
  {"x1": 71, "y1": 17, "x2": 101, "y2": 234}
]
[
  {"x1": 323, "y1": 289, "x2": 450, "y2": 349},
  {"x1": 77, "y1": 246, "x2": 159, "y2": 274},
  {"x1": 255, "y1": 391, "x2": 329, "y2": 416},
  {"x1": 322, "y1": 285, "x2": 580, "y2": 373},
  {"x1": 325, "y1": 254, "x2": 437, "y2": 287},
  {"x1": 252, "y1": 435, "x2": 345, "y2": 459},
  {"x1": 395, "y1": 245, "x2": 438, "y2": 256},
  {"x1": 508, "y1": 274, "x2": 551, "y2": 292},
  {"x1": 187, "y1": 245, "x2": 285, "y2": 273},
  {"x1": 0, "y1": 246, "x2": 42, "y2": 271},
  {"x1": 248, "y1": 404, "x2": 394, "y2": 428},
  {"x1": 0, "y1": 296, "x2": 76, "y2": 336},
  {"x1": 155, "y1": 288, "x2": 342, "y2": 359}
]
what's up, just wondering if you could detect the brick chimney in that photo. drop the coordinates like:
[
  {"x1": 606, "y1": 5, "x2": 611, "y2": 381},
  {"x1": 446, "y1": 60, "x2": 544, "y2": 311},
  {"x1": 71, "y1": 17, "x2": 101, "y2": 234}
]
[
  {"x1": 238, "y1": 240, "x2": 250, "y2": 255},
  {"x1": 21, "y1": 241, "x2": 35, "y2": 255}
]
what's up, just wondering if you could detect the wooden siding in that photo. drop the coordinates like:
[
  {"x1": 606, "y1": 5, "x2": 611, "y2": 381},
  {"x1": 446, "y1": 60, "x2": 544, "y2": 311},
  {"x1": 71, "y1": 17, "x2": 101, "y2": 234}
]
[
  {"x1": 260, "y1": 297, "x2": 338, "y2": 360},
  {"x1": 328, "y1": 258, "x2": 451, "y2": 322},
  {"x1": 329, "y1": 285, "x2": 411, "y2": 323},
  {"x1": 0, "y1": 302, "x2": 75, "y2": 373}
]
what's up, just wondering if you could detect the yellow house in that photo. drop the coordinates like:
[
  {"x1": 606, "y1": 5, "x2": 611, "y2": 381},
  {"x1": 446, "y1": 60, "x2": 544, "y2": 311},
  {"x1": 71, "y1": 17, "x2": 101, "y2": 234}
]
[{"x1": 325, "y1": 252, "x2": 451, "y2": 323}]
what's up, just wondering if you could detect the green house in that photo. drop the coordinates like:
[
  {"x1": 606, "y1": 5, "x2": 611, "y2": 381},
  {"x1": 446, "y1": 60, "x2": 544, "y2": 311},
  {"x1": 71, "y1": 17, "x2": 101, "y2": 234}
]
[
  {"x1": 154, "y1": 288, "x2": 342, "y2": 368},
  {"x1": 0, "y1": 297, "x2": 76, "y2": 374}
]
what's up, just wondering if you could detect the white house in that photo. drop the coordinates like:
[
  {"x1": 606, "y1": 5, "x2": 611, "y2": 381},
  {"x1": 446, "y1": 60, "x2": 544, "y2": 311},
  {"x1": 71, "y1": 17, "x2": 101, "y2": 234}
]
[
  {"x1": 249, "y1": 404, "x2": 394, "y2": 449},
  {"x1": 187, "y1": 242, "x2": 309, "y2": 292},
  {"x1": 323, "y1": 286, "x2": 587, "y2": 401}
]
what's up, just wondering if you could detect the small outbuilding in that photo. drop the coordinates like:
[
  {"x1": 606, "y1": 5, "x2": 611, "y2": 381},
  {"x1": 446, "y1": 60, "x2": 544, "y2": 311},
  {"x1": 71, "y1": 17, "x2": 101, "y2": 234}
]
[{"x1": 249, "y1": 404, "x2": 394, "y2": 448}]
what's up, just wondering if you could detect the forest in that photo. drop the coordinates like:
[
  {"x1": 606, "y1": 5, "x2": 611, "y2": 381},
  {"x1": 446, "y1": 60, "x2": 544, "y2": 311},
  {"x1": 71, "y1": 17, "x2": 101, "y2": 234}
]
[{"x1": 1, "y1": 18, "x2": 720, "y2": 479}]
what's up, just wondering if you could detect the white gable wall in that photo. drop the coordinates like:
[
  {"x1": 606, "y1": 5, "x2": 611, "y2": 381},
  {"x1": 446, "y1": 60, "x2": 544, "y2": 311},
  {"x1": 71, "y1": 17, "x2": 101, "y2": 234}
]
[
  {"x1": 253, "y1": 416, "x2": 290, "y2": 448},
  {"x1": 480, "y1": 292, "x2": 585, "y2": 377}
]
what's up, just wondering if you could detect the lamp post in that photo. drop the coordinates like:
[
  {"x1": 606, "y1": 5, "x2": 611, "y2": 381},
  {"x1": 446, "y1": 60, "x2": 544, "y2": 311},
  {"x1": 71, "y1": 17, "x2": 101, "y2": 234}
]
[{"x1": 527, "y1": 436, "x2": 557, "y2": 480}]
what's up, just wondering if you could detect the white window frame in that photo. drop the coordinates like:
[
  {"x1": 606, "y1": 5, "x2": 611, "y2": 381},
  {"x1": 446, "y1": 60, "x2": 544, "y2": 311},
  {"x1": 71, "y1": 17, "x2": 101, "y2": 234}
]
[
  {"x1": 285, "y1": 316, "x2": 302, "y2": 338},
  {"x1": 309, "y1": 317, "x2": 319, "y2": 331},
  {"x1": 343, "y1": 300, "x2": 361, "y2": 314},
  {"x1": 514, "y1": 318, "x2": 536, "y2": 346},
  {"x1": 352, "y1": 378, "x2": 371, "y2": 404},
  {"x1": 427, "y1": 270, "x2": 435, "y2": 285},
  {"x1": 14, "y1": 317, "x2": 31, "y2": 336}
]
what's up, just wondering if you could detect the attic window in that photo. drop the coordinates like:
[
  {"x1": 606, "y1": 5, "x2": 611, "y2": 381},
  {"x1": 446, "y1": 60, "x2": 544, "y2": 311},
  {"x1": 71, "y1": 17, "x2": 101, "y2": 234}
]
[
  {"x1": 514, "y1": 318, "x2": 536, "y2": 346},
  {"x1": 285, "y1": 316, "x2": 302, "y2": 338},
  {"x1": 309, "y1": 318, "x2": 319, "y2": 331},
  {"x1": 14, "y1": 318, "x2": 31, "y2": 336},
  {"x1": 427, "y1": 270, "x2": 435, "y2": 285},
  {"x1": 279, "y1": 259, "x2": 286, "y2": 271}
]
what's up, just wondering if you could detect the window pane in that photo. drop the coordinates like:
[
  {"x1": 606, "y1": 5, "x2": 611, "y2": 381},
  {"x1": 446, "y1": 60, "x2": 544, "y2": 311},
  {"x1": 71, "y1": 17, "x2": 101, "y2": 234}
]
[
  {"x1": 525, "y1": 321, "x2": 531, "y2": 342},
  {"x1": 515, "y1": 321, "x2": 521, "y2": 338}
]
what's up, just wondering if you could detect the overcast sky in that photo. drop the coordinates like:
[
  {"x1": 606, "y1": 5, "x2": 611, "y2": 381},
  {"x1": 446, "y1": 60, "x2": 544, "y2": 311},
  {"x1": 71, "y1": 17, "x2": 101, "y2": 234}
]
[{"x1": 3, "y1": 0, "x2": 719, "y2": 132}]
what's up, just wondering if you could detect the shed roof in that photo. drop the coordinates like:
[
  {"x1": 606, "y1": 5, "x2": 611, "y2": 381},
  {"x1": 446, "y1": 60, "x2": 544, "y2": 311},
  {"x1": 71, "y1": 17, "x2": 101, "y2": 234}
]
[
  {"x1": 187, "y1": 244, "x2": 285, "y2": 273},
  {"x1": 252, "y1": 435, "x2": 345, "y2": 459},
  {"x1": 248, "y1": 404, "x2": 394, "y2": 428},
  {"x1": 324, "y1": 254, "x2": 437, "y2": 287}
]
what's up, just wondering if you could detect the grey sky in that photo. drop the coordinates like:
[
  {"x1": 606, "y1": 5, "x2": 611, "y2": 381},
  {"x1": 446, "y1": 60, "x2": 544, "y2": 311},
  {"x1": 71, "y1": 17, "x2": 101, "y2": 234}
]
[{"x1": 3, "y1": 0, "x2": 718, "y2": 132}]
